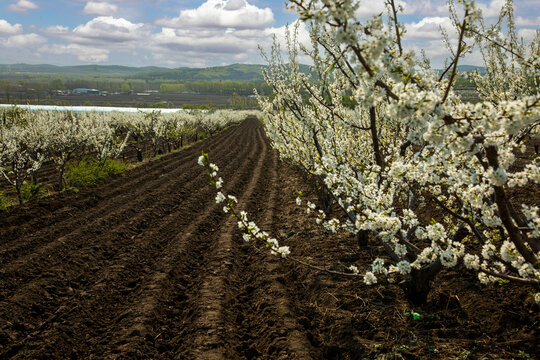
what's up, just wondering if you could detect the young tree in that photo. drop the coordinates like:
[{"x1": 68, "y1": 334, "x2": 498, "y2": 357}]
[
  {"x1": 80, "y1": 112, "x2": 131, "y2": 165},
  {"x1": 0, "y1": 112, "x2": 45, "y2": 204}
]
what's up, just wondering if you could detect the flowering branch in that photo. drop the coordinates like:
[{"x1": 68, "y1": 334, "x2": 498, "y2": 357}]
[{"x1": 198, "y1": 152, "x2": 412, "y2": 285}]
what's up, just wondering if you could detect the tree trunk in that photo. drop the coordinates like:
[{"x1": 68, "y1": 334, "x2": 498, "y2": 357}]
[
  {"x1": 15, "y1": 184, "x2": 23, "y2": 205},
  {"x1": 58, "y1": 165, "x2": 65, "y2": 191},
  {"x1": 356, "y1": 230, "x2": 368, "y2": 247},
  {"x1": 402, "y1": 259, "x2": 442, "y2": 305}
]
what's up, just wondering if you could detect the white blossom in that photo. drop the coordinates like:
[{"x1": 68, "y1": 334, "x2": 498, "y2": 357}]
[
  {"x1": 440, "y1": 249, "x2": 458, "y2": 268},
  {"x1": 463, "y1": 254, "x2": 480, "y2": 270},
  {"x1": 371, "y1": 258, "x2": 386, "y2": 274},
  {"x1": 215, "y1": 177, "x2": 223, "y2": 189},
  {"x1": 198, "y1": 155, "x2": 205, "y2": 166},
  {"x1": 396, "y1": 260, "x2": 411, "y2": 274},
  {"x1": 215, "y1": 192, "x2": 226, "y2": 204},
  {"x1": 363, "y1": 271, "x2": 377, "y2": 285}
]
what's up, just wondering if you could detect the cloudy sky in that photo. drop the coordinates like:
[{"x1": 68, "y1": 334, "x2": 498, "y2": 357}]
[{"x1": 0, "y1": 0, "x2": 538, "y2": 68}]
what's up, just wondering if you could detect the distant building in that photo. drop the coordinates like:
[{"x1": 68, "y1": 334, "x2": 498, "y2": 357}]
[{"x1": 73, "y1": 88, "x2": 101, "y2": 95}]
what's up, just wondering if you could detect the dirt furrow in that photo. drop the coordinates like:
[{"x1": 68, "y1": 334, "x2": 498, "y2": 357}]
[
  {"x1": 0, "y1": 125, "x2": 240, "y2": 267},
  {"x1": 0, "y1": 146, "x2": 225, "y2": 277},
  {"x1": 0, "y1": 120, "x2": 260, "y2": 359},
  {"x1": 183, "y1": 126, "x2": 270, "y2": 359},
  {"x1": 220, "y1": 131, "x2": 314, "y2": 359},
  {"x1": 0, "y1": 124, "x2": 240, "y2": 250},
  {"x1": 0, "y1": 123, "x2": 239, "y2": 241},
  {"x1": 99, "y1": 121, "x2": 265, "y2": 358}
]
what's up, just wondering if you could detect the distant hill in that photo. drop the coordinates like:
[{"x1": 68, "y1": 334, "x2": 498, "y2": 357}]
[
  {"x1": 138, "y1": 64, "x2": 269, "y2": 82},
  {"x1": 456, "y1": 65, "x2": 486, "y2": 74},
  {"x1": 0, "y1": 63, "x2": 312, "y2": 82},
  {"x1": 0, "y1": 63, "x2": 484, "y2": 82}
]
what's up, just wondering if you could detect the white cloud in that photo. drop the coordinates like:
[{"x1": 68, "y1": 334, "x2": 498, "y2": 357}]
[
  {"x1": 354, "y1": 0, "x2": 449, "y2": 18},
  {"x1": 5, "y1": 0, "x2": 517, "y2": 68},
  {"x1": 69, "y1": 16, "x2": 150, "y2": 44},
  {"x1": 516, "y1": 15, "x2": 540, "y2": 26},
  {"x1": 43, "y1": 25, "x2": 70, "y2": 35},
  {"x1": 363, "y1": 0, "x2": 518, "y2": 19},
  {"x1": 157, "y1": 0, "x2": 274, "y2": 30},
  {"x1": 40, "y1": 16, "x2": 155, "y2": 64},
  {"x1": 265, "y1": 20, "x2": 311, "y2": 50},
  {"x1": 223, "y1": 0, "x2": 246, "y2": 11},
  {"x1": 0, "y1": 19, "x2": 46, "y2": 54},
  {"x1": 402, "y1": 16, "x2": 465, "y2": 68},
  {"x1": 153, "y1": 27, "x2": 254, "y2": 54},
  {"x1": 0, "y1": 19, "x2": 23, "y2": 36},
  {"x1": 264, "y1": 20, "x2": 313, "y2": 64},
  {"x1": 402, "y1": 39, "x2": 451, "y2": 68},
  {"x1": 84, "y1": 2, "x2": 119, "y2": 16},
  {"x1": 399, "y1": 0, "x2": 506, "y2": 18},
  {"x1": 8, "y1": 0, "x2": 38, "y2": 13},
  {"x1": 149, "y1": 25, "x2": 265, "y2": 67},
  {"x1": 3, "y1": 33, "x2": 46, "y2": 47},
  {"x1": 401, "y1": 0, "x2": 448, "y2": 16},
  {"x1": 44, "y1": 44, "x2": 110, "y2": 63},
  {"x1": 405, "y1": 17, "x2": 454, "y2": 40},
  {"x1": 150, "y1": 19, "x2": 311, "y2": 67},
  {"x1": 40, "y1": 16, "x2": 150, "y2": 64},
  {"x1": 477, "y1": 0, "x2": 505, "y2": 18},
  {"x1": 518, "y1": 28, "x2": 539, "y2": 41},
  {"x1": 355, "y1": 1, "x2": 387, "y2": 18}
]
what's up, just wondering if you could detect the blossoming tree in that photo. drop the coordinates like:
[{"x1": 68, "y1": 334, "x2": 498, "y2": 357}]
[{"x1": 202, "y1": 0, "x2": 539, "y2": 304}]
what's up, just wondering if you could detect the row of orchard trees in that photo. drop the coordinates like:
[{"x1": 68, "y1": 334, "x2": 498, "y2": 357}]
[
  {"x1": 0, "y1": 108, "x2": 255, "y2": 204},
  {"x1": 248, "y1": 0, "x2": 539, "y2": 304}
]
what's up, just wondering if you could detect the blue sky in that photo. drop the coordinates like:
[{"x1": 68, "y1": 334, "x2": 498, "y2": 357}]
[{"x1": 0, "y1": 0, "x2": 538, "y2": 68}]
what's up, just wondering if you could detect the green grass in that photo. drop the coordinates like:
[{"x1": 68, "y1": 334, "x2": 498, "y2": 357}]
[
  {"x1": 66, "y1": 157, "x2": 130, "y2": 188},
  {"x1": 0, "y1": 190, "x2": 10, "y2": 212},
  {"x1": 21, "y1": 182, "x2": 49, "y2": 202}
]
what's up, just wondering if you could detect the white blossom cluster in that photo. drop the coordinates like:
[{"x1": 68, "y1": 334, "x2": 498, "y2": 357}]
[{"x1": 256, "y1": 0, "x2": 540, "y2": 301}]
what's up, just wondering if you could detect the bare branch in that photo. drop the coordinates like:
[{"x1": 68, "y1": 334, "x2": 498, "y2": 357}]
[
  {"x1": 388, "y1": 0, "x2": 403, "y2": 56},
  {"x1": 480, "y1": 269, "x2": 540, "y2": 286}
]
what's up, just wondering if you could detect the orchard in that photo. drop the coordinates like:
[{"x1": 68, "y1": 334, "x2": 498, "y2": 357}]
[{"x1": 0, "y1": 108, "x2": 256, "y2": 203}]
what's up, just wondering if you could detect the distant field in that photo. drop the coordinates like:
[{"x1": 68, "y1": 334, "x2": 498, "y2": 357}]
[
  {"x1": 0, "y1": 92, "x2": 235, "y2": 108},
  {"x1": 0, "y1": 89, "x2": 479, "y2": 108}
]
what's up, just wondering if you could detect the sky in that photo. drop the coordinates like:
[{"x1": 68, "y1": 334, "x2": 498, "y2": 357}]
[{"x1": 0, "y1": 0, "x2": 538, "y2": 68}]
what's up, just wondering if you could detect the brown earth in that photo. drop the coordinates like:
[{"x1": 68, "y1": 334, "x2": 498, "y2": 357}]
[{"x1": 0, "y1": 118, "x2": 538, "y2": 359}]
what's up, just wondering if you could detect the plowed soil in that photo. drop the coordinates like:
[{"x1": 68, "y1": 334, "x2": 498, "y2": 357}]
[{"x1": 0, "y1": 118, "x2": 538, "y2": 359}]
